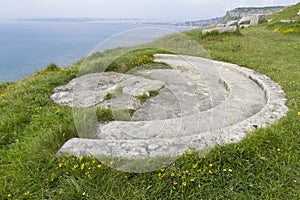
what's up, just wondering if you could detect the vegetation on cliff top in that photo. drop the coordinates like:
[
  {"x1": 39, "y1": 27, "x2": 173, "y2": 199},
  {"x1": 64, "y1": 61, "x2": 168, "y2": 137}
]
[{"x1": 1, "y1": 3, "x2": 300, "y2": 199}]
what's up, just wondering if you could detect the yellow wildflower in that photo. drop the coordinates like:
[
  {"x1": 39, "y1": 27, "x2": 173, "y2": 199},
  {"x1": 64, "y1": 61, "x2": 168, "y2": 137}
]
[
  {"x1": 182, "y1": 182, "x2": 187, "y2": 187},
  {"x1": 282, "y1": 28, "x2": 296, "y2": 35},
  {"x1": 158, "y1": 173, "x2": 166, "y2": 179},
  {"x1": 85, "y1": 171, "x2": 91, "y2": 178},
  {"x1": 80, "y1": 163, "x2": 85, "y2": 170},
  {"x1": 72, "y1": 164, "x2": 79, "y2": 171},
  {"x1": 273, "y1": 28, "x2": 280, "y2": 33},
  {"x1": 82, "y1": 192, "x2": 89, "y2": 197}
]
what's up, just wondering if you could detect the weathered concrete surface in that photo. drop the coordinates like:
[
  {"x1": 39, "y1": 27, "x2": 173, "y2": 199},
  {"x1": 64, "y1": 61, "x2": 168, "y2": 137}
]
[
  {"x1": 51, "y1": 72, "x2": 165, "y2": 109},
  {"x1": 238, "y1": 16, "x2": 252, "y2": 26},
  {"x1": 56, "y1": 54, "x2": 288, "y2": 165},
  {"x1": 132, "y1": 69, "x2": 226, "y2": 120},
  {"x1": 202, "y1": 25, "x2": 238, "y2": 34},
  {"x1": 250, "y1": 14, "x2": 266, "y2": 26},
  {"x1": 238, "y1": 14, "x2": 266, "y2": 26},
  {"x1": 226, "y1": 20, "x2": 239, "y2": 27},
  {"x1": 280, "y1": 20, "x2": 296, "y2": 23},
  {"x1": 202, "y1": 14, "x2": 265, "y2": 35}
]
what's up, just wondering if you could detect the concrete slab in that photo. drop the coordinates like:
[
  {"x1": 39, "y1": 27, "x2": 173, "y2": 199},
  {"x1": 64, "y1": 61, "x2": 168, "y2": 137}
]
[{"x1": 54, "y1": 54, "x2": 288, "y2": 172}]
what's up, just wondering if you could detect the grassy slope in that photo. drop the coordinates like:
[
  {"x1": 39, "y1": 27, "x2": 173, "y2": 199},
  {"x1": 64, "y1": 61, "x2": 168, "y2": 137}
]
[{"x1": 1, "y1": 3, "x2": 300, "y2": 199}]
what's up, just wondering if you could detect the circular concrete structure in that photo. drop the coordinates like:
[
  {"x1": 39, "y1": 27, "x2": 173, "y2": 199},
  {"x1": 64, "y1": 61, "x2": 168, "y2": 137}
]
[{"x1": 52, "y1": 54, "x2": 288, "y2": 172}]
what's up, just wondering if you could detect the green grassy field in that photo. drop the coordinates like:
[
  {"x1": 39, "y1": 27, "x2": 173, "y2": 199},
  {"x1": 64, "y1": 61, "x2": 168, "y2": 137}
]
[{"x1": 1, "y1": 3, "x2": 300, "y2": 199}]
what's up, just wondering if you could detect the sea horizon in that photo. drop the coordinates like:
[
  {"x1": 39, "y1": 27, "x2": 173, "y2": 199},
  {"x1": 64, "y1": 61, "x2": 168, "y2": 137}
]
[{"x1": 0, "y1": 19, "x2": 195, "y2": 83}]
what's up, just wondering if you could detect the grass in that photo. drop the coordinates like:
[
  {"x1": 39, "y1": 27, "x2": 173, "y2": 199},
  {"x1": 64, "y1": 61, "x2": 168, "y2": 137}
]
[
  {"x1": 1, "y1": 4, "x2": 300, "y2": 199},
  {"x1": 96, "y1": 108, "x2": 134, "y2": 122},
  {"x1": 267, "y1": 3, "x2": 300, "y2": 22},
  {"x1": 106, "y1": 48, "x2": 170, "y2": 73},
  {"x1": 266, "y1": 3, "x2": 300, "y2": 35},
  {"x1": 103, "y1": 93, "x2": 115, "y2": 101},
  {"x1": 78, "y1": 48, "x2": 172, "y2": 75},
  {"x1": 136, "y1": 90, "x2": 160, "y2": 105}
]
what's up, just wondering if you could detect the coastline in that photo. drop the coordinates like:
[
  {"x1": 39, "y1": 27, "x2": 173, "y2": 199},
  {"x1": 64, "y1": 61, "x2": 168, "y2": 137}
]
[{"x1": 0, "y1": 20, "x2": 195, "y2": 83}]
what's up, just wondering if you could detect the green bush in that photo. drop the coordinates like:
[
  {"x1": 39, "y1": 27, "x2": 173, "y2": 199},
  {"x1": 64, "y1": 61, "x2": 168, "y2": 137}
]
[{"x1": 45, "y1": 63, "x2": 60, "y2": 71}]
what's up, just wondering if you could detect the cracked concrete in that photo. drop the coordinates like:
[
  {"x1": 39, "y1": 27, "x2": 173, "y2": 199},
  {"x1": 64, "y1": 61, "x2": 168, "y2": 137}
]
[{"x1": 53, "y1": 54, "x2": 288, "y2": 171}]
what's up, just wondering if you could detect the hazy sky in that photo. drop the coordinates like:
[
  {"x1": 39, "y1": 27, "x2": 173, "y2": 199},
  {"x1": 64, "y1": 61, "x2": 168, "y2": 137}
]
[{"x1": 1, "y1": 0, "x2": 299, "y2": 21}]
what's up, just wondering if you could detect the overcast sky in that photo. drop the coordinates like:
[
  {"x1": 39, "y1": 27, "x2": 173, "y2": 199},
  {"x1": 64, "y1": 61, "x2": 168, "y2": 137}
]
[{"x1": 1, "y1": 0, "x2": 299, "y2": 21}]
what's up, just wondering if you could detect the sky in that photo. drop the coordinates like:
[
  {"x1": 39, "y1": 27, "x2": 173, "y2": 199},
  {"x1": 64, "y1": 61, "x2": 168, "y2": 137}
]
[{"x1": 0, "y1": 0, "x2": 299, "y2": 21}]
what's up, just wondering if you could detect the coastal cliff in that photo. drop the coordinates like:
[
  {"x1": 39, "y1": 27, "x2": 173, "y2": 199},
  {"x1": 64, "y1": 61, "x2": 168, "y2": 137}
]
[
  {"x1": 221, "y1": 6, "x2": 284, "y2": 21},
  {"x1": 179, "y1": 6, "x2": 284, "y2": 26}
]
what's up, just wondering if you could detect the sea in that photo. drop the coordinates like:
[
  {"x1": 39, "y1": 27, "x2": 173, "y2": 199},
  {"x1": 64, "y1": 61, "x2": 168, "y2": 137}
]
[{"x1": 0, "y1": 19, "x2": 194, "y2": 82}]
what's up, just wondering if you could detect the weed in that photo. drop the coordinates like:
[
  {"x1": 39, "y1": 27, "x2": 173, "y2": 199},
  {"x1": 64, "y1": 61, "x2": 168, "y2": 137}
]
[
  {"x1": 136, "y1": 89, "x2": 160, "y2": 105},
  {"x1": 104, "y1": 93, "x2": 114, "y2": 101}
]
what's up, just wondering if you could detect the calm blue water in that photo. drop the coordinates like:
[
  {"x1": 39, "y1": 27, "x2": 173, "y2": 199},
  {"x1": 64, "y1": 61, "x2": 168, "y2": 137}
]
[{"x1": 0, "y1": 20, "x2": 192, "y2": 82}]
